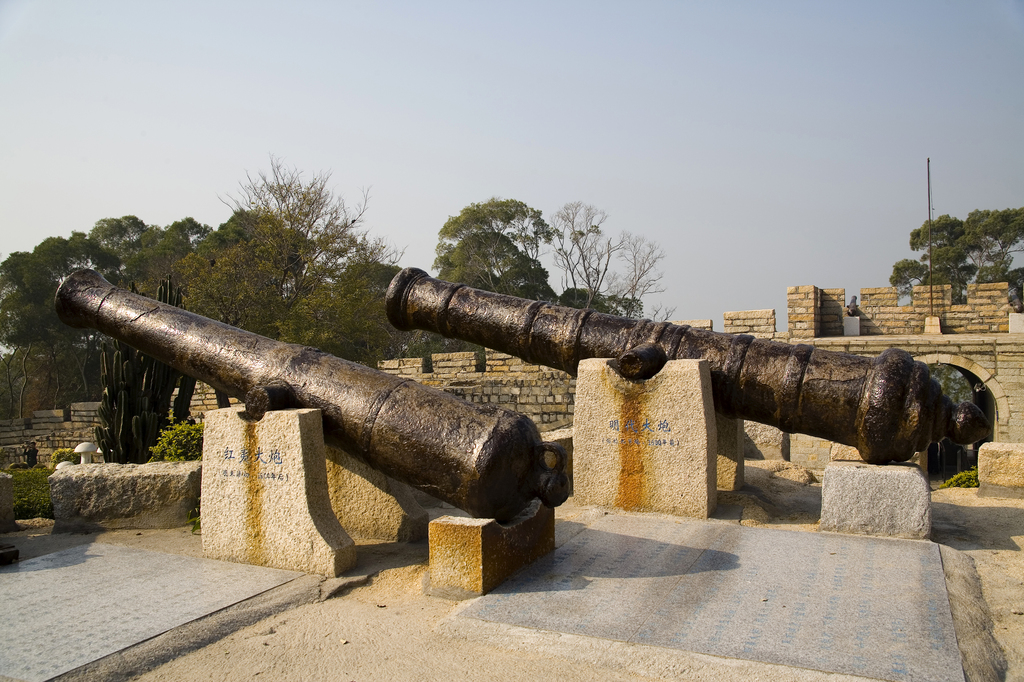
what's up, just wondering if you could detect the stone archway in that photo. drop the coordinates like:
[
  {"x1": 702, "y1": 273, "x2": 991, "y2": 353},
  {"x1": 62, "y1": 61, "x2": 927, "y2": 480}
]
[{"x1": 915, "y1": 353, "x2": 1009, "y2": 443}]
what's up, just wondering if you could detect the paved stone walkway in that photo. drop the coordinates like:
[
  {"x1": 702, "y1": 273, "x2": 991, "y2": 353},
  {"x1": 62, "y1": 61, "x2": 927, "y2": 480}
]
[
  {"x1": 0, "y1": 543, "x2": 301, "y2": 682},
  {"x1": 459, "y1": 514, "x2": 962, "y2": 682}
]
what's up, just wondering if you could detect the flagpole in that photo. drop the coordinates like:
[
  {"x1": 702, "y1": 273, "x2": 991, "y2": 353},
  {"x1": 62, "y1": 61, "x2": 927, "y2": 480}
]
[{"x1": 928, "y1": 158, "x2": 933, "y2": 318}]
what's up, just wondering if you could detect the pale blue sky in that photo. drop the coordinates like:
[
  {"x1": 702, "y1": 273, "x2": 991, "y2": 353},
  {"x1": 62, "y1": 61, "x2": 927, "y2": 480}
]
[{"x1": 1, "y1": 1, "x2": 1022, "y2": 328}]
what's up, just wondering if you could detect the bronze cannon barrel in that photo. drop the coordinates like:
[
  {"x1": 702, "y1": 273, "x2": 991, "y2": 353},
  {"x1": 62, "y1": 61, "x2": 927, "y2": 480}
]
[
  {"x1": 386, "y1": 267, "x2": 990, "y2": 464},
  {"x1": 55, "y1": 269, "x2": 569, "y2": 521}
]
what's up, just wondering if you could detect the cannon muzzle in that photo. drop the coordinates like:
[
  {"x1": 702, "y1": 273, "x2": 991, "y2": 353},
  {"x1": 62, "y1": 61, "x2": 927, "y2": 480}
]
[
  {"x1": 56, "y1": 269, "x2": 569, "y2": 521},
  {"x1": 386, "y1": 267, "x2": 990, "y2": 464}
]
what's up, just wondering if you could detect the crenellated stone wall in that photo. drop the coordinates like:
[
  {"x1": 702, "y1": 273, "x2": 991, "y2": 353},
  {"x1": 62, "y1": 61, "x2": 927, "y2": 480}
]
[{"x1": 790, "y1": 282, "x2": 1011, "y2": 337}]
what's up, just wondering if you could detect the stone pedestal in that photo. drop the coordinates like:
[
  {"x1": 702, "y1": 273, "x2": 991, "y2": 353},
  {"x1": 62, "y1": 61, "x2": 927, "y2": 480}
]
[
  {"x1": 573, "y1": 358, "x2": 716, "y2": 519},
  {"x1": 326, "y1": 446, "x2": 428, "y2": 542},
  {"x1": 819, "y1": 461, "x2": 931, "y2": 539},
  {"x1": 743, "y1": 422, "x2": 789, "y2": 461},
  {"x1": 202, "y1": 406, "x2": 355, "y2": 577},
  {"x1": 924, "y1": 315, "x2": 942, "y2": 334},
  {"x1": 50, "y1": 462, "x2": 201, "y2": 532},
  {"x1": 1010, "y1": 313, "x2": 1024, "y2": 334},
  {"x1": 427, "y1": 499, "x2": 554, "y2": 599},
  {"x1": 978, "y1": 441, "x2": 1024, "y2": 498},
  {"x1": 0, "y1": 473, "x2": 15, "y2": 532},
  {"x1": 842, "y1": 316, "x2": 860, "y2": 336},
  {"x1": 715, "y1": 413, "x2": 743, "y2": 491}
]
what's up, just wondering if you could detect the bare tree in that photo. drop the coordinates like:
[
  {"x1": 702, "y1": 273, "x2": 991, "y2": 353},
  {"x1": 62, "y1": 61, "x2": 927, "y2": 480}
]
[
  {"x1": 610, "y1": 231, "x2": 667, "y2": 302},
  {"x1": 551, "y1": 204, "x2": 670, "y2": 318},
  {"x1": 551, "y1": 202, "x2": 617, "y2": 309}
]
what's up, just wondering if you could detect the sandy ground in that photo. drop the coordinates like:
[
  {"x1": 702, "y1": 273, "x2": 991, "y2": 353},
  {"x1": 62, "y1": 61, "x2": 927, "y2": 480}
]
[{"x1": 4, "y1": 460, "x2": 1022, "y2": 681}]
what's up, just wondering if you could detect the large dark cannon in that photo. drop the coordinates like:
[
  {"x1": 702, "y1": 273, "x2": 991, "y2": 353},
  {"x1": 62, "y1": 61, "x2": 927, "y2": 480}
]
[
  {"x1": 55, "y1": 269, "x2": 569, "y2": 522},
  {"x1": 386, "y1": 268, "x2": 991, "y2": 464}
]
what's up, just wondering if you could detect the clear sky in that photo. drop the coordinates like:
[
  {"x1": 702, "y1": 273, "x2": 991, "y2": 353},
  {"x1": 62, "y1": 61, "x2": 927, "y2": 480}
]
[{"x1": 1, "y1": 1, "x2": 1022, "y2": 328}]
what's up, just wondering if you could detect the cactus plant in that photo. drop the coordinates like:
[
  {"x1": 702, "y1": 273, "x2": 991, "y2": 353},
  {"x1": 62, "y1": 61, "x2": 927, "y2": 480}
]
[{"x1": 94, "y1": 277, "x2": 197, "y2": 464}]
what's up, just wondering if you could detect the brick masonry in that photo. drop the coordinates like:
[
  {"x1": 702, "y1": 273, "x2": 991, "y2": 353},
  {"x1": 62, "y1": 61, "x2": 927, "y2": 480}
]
[
  {"x1": 789, "y1": 283, "x2": 1011, "y2": 338},
  {"x1": 379, "y1": 351, "x2": 575, "y2": 430},
  {"x1": 0, "y1": 383, "x2": 238, "y2": 467}
]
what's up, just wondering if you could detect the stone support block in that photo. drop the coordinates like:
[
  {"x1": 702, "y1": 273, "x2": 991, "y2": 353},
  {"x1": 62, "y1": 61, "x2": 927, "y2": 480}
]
[
  {"x1": 1010, "y1": 313, "x2": 1024, "y2": 334},
  {"x1": 427, "y1": 499, "x2": 554, "y2": 598},
  {"x1": 820, "y1": 462, "x2": 931, "y2": 539},
  {"x1": 843, "y1": 316, "x2": 860, "y2": 336},
  {"x1": 573, "y1": 358, "x2": 716, "y2": 518},
  {"x1": 715, "y1": 413, "x2": 743, "y2": 491},
  {"x1": 201, "y1": 406, "x2": 355, "y2": 577},
  {"x1": 325, "y1": 445, "x2": 428, "y2": 541},
  {"x1": 978, "y1": 442, "x2": 1024, "y2": 498},
  {"x1": 50, "y1": 461, "x2": 201, "y2": 532},
  {"x1": 742, "y1": 421, "x2": 789, "y2": 461},
  {"x1": 0, "y1": 473, "x2": 15, "y2": 532}
]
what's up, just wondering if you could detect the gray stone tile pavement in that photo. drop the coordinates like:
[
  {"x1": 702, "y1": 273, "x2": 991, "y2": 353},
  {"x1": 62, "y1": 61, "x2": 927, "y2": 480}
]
[{"x1": 459, "y1": 514, "x2": 963, "y2": 682}]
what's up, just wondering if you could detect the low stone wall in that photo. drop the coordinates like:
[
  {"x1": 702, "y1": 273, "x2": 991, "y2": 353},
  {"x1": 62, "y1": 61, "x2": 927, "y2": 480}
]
[
  {"x1": 723, "y1": 309, "x2": 776, "y2": 339},
  {"x1": 0, "y1": 383, "x2": 237, "y2": 469},
  {"x1": 0, "y1": 403, "x2": 101, "y2": 467},
  {"x1": 184, "y1": 382, "x2": 241, "y2": 416},
  {"x1": 379, "y1": 351, "x2": 575, "y2": 429}
]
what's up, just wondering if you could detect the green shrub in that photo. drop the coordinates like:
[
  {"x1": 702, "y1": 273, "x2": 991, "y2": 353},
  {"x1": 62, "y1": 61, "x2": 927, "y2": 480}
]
[
  {"x1": 8, "y1": 462, "x2": 28, "y2": 470},
  {"x1": 149, "y1": 421, "x2": 204, "y2": 462},
  {"x1": 50, "y1": 448, "x2": 79, "y2": 466},
  {"x1": 11, "y1": 469, "x2": 53, "y2": 519},
  {"x1": 940, "y1": 466, "x2": 979, "y2": 489}
]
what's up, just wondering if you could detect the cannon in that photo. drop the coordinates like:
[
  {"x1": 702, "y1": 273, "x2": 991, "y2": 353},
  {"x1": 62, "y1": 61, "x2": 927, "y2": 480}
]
[
  {"x1": 386, "y1": 268, "x2": 991, "y2": 464},
  {"x1": 55, "y1": 269, "x2": 569, "y2": 522}
]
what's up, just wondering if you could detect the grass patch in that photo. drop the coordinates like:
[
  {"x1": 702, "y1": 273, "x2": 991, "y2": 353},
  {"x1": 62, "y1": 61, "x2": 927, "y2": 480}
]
[{"x1": 9, "y1": 468, "x2": 53, "y2": 519}]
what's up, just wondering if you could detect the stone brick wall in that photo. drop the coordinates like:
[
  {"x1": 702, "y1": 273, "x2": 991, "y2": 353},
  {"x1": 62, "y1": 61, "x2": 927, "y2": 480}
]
[
  {"x1": 819, "y1": 288, "x2": 846, "y2": 337},
  {"x1": 672, "y1": 319, "x2": 713, "y2": 330},
  {"x1": 796, "y1": 282, "x2": 1010, "y2": 336},
  {"x1": 787, "y1": 285, "x2": 820, "y2": 338},
  {"x1": 788, "y1": 433, "x2": 837, "y2": 470},
  {"x1": 722, "y1": 309, "x2": 776, "y2": 339},
  {"x1": 0, "y1": 384, "x2": 242, "y2": 467},
  {"x1": 187, "y1": 382, "x2": 241, "y2": 415},
  {"x1": 0, "y1": 403, "x2": 102, "y2": 467},
  {"x1": 379, "y1": 350, "x2": 575, "y2": 429}
]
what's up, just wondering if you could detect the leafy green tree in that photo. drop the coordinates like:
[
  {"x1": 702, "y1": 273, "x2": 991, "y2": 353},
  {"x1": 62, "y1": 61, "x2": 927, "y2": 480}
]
[
  {"x1": 89, "y1": 215, "x2": 210, "y2": 295},
  {"x1": 963, "y1": 208, "x2": 1024, "y2": 288},
  {"x1": 434, "y1": 198, "x2": 557, "y2": 300},
  {"x1": 890, "y1": 207, "x2": 1024, "y2": 303},
  {"x1": 0, "y1": 232, "x2": 119, "y2": 415},
  {"x1": 178, "y1": 159, "x2": 401, "y2": 367}
]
